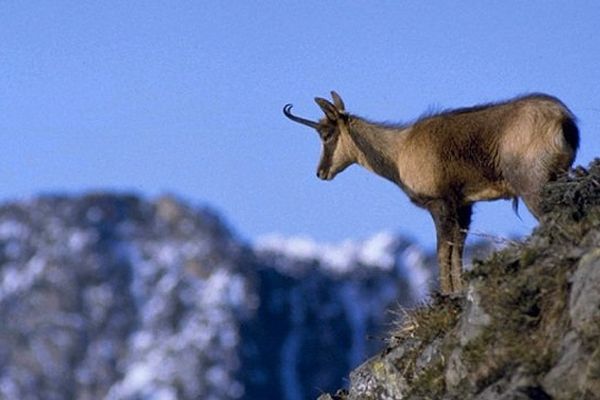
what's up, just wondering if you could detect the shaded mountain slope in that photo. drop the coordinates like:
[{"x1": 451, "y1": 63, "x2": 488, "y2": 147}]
[{"x1": 0, "y1": 193, "x2": 433, "y2": 399}]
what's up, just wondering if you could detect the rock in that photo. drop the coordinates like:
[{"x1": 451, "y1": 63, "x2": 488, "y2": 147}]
[
  {"x1": 474, "y1": 370, "x2": 549, "y2": 400},
  {"x1": 445, "y1": 348, "x2": 467, "y2": 389},
  {"x1": 458, "y1": 283, "x2": 491, "y2": 346},
  {"x1": 569, "y1": 249, "x2": 600, "y2": 341},
  {"x1": 583, "y1": 346, "x2": 600, "y2": 396},
  {"x1": 316, "y1": 389, "x2": 349, "y2": 400},
  {"x1": 347, "y1": 348, "x2": 410, "y2": 400},
  {"x1": 542, "y1": 331, "x2": 587, "y2": 398},
  {"x1": 415, "y1": 338, "x2": 442, "y2": 372},
  {"x1": 445, "y1": 283, "x2": 489, "y2": 390},
  {"x1": 317, "y1": 394, "x2": 335, "y2": 400}
]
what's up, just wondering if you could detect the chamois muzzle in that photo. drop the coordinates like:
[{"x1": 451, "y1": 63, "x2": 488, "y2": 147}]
[{"x1": 283, "y1": 104, "x2": 319, "y2": 129}]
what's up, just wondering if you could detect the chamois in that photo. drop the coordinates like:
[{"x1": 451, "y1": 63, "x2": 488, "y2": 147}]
[{"x1": 283, "y1": 91, "x2": 579, "y2": 294}]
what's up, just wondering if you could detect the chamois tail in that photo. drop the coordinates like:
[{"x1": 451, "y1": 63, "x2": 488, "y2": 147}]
[
  {"x1": 511, "y1": 197, "x2": 521, "y2": 220},
  {"x1": 561, "y1": 117, "x2": 579, "y2": 154}
]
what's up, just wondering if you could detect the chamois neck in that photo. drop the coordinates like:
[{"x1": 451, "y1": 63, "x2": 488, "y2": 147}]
[{"x1": 347, "y1": 117, "x2": 406, "y2": 184}]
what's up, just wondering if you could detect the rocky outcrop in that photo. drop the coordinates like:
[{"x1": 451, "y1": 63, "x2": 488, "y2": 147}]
[{"x1": 319, "y1": 160, "x2": 600, "y2": 400}]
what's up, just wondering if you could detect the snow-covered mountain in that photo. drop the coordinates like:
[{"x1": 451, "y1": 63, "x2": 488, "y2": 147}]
[{"x1": 0, "y1": 194, "x2": 435, "y2": 400}]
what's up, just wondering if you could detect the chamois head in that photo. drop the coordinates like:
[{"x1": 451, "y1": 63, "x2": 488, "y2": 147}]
[{"x1": 284, "y1": 91, "x2": 355, "y2": 180}]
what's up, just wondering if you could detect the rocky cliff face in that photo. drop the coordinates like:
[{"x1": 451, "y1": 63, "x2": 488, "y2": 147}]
[
  {"x1": 319, "y1": 160, "x2": 600, "y2": 400},
  {"x1": 0, "y1": 193, "x2": 434, "y2": 399}
]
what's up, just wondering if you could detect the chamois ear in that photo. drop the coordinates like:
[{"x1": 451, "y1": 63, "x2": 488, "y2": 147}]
[
  {"x1": 315, "y1": 97, "x2": 338, "y2": 120},
  {"x1": 331, "y1": 91, "x2": 345, "y2": 112}
]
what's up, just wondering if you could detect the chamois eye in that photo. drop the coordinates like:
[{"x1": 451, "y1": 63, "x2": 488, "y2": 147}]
[{"x1": 322, "y1": 131, "x2": 335, "y2": 142}]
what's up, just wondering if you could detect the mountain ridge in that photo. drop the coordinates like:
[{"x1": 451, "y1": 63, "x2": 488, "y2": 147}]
[{"x1": 0, "y1": 192, "x2": 435, "y2": 399}]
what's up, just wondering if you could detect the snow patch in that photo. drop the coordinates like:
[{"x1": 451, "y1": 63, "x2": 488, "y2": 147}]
[
  {"x1": 399, "y1": 245, "x2": 432, "y2": 301},
  {"x1": 0, "y1": 220, "x2": 28, "y2": 240},
  {"x1": 255, "y1": 232, "x2": 398, "y2": 274},
  {"x1": 0, "y1": 255, "x2": 46, "y2": 301}
]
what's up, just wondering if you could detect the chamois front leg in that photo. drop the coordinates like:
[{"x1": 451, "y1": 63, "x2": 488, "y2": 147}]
[
  {"x1": 429, "y1": 200, "x2": 470, "y2": 295},
  {"x1": 450, "y1": 204, "x2": 473, "y2": 293},
  {"x1": 429, "y1": 200, "x2": 456, "y2": 294}
]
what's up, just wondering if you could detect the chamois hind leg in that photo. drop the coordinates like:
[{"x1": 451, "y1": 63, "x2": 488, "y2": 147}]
[
  {"x1": 513, "y1": 140, "x2": 575, "y2": 220},
  {"x1": 518, "y1": 165, "x2": 559, "y2": 219},
  {"x1": 522, "y1": 162, "x2": 573, "y2": 220},
  {"x1": 450, "y1": 204, "x2": 473, "y2": 293},
  {"x1": 429, "y1": 201, "x2": 461, "y2": 295},
  {"x1": 521, "y1": 192, "x2": 543, "y2": 220}
]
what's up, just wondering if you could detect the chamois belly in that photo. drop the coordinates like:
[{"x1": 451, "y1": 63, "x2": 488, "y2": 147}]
[{"x1": 464, "y1": 180, "x2": 514, "y2": 203}]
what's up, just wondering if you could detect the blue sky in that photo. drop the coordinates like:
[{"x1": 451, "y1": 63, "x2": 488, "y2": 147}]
[{"x1": 1, "y1": 2, "x2": 599, "y2": 248}]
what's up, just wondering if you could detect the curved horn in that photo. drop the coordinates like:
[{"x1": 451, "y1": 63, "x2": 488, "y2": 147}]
[{"x1": 283, "y1": 104, "x2": 319, "y2": 128}]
